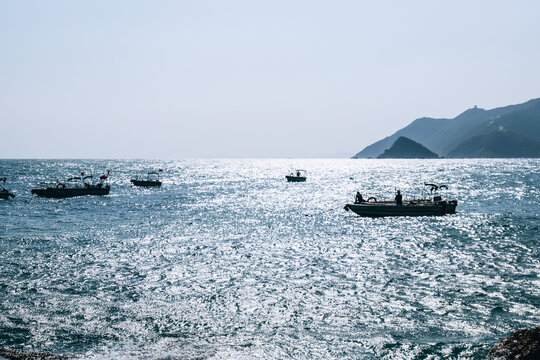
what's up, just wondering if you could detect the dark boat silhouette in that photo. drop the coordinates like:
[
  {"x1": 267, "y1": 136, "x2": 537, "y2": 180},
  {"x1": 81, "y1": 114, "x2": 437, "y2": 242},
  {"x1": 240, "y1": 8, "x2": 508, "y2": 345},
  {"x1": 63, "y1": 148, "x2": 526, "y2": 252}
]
[
  {"x1": 0, "y1": 177, "x2": 15, "y2": 199},
  {"x1": 131, "y1": 169, "x2": 162, "y2": 187},
  {"x1": 344, "y1": 183, "x2": 457, "y2": 217},
  {"x1": 286, "y1": 169, "x2": 307, "y2": 182},
  {"x1": 31, "y1": 172, "x2": 110, "y2": 198}
]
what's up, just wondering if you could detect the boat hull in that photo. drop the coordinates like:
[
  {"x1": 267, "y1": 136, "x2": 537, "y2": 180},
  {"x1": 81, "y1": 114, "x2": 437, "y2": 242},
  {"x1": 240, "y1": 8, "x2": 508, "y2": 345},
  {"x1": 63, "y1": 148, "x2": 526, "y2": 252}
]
[
  {"x1": 0, "y1": 190, "x2": 15, "y2": 199},
  {"x1": 31, "y1": 186, "x2": 110, "y2": 198},
  {"x1": 286, "y1": 176, "x2": 306, "y2": 182},
  {"x1": 131, "y1": 179, "x2": 162, "y2": 187},
  {"x1": 344, "y1": 201, "x2": 457, "y2": 217}
]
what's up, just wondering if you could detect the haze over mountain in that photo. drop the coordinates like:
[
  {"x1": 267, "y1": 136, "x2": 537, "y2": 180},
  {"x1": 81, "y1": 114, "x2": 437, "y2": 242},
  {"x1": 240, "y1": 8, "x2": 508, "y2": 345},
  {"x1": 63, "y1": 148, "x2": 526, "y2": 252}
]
[
  {"x1": 377, "y1": 136, "x2": 439, "y2": 159},
  {"x1": 353, "y1": 98, "x2": 540, "y2": 158}
]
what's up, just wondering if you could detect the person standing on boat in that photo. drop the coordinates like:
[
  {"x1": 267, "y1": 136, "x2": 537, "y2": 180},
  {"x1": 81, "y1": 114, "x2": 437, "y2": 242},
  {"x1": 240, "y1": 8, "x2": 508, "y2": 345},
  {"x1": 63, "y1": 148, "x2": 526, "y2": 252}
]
[
  {"x1": 395, "y1": 190, "x2": 403, "y2": 206},
  {"x1": 355, "y1": 192, "x2": 365, "y2": 204}
]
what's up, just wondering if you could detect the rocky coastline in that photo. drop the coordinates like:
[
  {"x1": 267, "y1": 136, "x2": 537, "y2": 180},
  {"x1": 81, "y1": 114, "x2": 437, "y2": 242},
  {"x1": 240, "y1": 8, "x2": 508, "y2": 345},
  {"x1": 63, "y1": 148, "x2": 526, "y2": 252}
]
[{"x1": 488, "y1": 326, "x2": 540, "y2": 360}]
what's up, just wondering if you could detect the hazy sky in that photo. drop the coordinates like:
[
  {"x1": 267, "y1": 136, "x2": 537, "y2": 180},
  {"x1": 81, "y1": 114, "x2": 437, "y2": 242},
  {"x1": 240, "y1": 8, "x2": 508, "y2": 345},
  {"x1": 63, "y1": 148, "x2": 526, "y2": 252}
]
[{"x1": 1, "y1": 0, "x2": 539, "y2": 158}]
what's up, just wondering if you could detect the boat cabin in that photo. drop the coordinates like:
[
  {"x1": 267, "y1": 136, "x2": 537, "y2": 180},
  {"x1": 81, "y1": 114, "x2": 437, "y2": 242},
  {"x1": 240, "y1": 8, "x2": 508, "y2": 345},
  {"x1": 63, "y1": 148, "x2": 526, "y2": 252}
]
[{"x1": 286, "y1": 169, "x2": 307, "y2": 182}]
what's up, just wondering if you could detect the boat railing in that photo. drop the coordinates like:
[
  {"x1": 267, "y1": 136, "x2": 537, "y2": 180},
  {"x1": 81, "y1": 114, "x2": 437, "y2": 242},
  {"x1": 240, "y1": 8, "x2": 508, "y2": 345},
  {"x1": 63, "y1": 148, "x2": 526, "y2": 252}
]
[
  {"x1": 132, "y1": 170, "x2": 161, "y2": 181},
  {"x1": 288, "y1": 169, "x2": 307, "y2": 177}
]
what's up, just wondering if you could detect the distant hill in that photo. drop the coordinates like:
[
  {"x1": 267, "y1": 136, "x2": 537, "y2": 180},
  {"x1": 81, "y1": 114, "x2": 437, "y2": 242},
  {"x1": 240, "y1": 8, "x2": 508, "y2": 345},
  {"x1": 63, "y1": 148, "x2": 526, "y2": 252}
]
[
  {"x1": 447, "y1": 130, "x2": 540, "y2": 158},
  {"x1": 377, "y1": 136, "x2": 439, "y2": 159},
  {"x1": 352, "y1": 98, "x2": 540, "y2": 158}
]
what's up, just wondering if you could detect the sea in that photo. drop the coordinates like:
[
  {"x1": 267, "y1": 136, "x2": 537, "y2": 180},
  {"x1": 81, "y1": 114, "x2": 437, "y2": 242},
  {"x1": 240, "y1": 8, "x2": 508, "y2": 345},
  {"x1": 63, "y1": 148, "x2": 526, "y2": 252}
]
[{"x1": 0, "y1": 159, "x2": 539, "y2": 359}]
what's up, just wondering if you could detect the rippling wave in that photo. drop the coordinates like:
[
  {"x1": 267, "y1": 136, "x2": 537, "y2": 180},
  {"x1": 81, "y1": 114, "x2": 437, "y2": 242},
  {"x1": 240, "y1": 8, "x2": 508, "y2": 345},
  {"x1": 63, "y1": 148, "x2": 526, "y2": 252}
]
[{"x1": 1, "y1": 159, "x2": 539, "y2": 359}]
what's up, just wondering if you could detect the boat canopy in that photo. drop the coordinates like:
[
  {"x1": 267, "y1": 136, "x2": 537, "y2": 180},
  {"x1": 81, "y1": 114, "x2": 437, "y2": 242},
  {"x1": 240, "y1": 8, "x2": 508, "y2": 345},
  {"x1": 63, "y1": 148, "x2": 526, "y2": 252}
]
[
  {"x1": 424, "y1": 183, "x2": 448, "y2": 193},
  {"x1": 289, "y1": 169, "x2": 307, "y2": 178}
]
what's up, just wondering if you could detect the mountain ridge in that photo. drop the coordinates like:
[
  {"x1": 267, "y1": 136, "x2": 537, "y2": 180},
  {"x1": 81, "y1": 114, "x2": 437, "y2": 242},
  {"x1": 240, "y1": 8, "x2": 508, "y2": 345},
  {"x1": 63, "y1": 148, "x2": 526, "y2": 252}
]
[{"x1": 352, "y1": 98, "x2": 540, "y2": 158}]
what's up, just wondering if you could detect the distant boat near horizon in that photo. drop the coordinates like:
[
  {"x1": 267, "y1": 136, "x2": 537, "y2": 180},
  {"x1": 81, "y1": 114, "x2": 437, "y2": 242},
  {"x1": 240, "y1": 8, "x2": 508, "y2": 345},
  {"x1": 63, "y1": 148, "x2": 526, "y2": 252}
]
[
  {"x1": 130, "y1": 169, "x2": 163, "y2": 187},
  {"x1": 31, "y1": 171, "x2": 110, "y2": 198},
  {"x1": 286, "y1": 169, "x2": 307, "y2": 182}
]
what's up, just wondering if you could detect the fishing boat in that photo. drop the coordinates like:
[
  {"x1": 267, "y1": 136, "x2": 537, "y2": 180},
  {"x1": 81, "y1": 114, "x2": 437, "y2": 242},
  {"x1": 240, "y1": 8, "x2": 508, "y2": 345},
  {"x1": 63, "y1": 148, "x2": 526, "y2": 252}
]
[
  {"x1": 344, "y1": 183, "x2": 457, "y2": 217},
  {"x1": 31, "y1": 171, "x2": 110, "y2": 198},
  {"x1": 130, "y1": 169, "x2": 162, "y2": 187},
  {"x1": 0, "y1": 177, "x2": 15, "y2": 199},
  {"x1": 286, "y1": 169, "x2": 307, "y2": 182}
]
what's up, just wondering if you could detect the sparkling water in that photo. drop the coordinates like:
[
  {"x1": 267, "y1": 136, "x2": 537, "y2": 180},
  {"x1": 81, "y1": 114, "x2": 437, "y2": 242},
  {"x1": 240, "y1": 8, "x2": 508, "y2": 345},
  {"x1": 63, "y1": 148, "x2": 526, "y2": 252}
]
[{"x1": 1, "y1": 159, "x2": 539, "y2": 359}]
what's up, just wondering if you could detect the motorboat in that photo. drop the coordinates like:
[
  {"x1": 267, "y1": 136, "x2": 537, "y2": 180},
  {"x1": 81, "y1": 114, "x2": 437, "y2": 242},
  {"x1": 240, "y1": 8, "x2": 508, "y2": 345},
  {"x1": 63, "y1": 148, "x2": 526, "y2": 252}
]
[
  {"x1": 344, "y1": 183, "x2": 457, "y2": 217},
  {"x1": 130, "y1": 169, "x2": 162, "y2": 187},
  {"x1": 31, "y1": 171, "x2": 110, "y2": 198},
  {"x1": 286, "y1": 169, "x2": 307, "y2": 182}
]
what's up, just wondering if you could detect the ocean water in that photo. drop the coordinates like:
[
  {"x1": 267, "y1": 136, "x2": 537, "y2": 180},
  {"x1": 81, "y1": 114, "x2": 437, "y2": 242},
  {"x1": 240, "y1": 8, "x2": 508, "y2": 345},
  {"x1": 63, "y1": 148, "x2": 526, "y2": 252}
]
[{"x1": 0, "y1": 159, "x2": 539, "y2": 359}]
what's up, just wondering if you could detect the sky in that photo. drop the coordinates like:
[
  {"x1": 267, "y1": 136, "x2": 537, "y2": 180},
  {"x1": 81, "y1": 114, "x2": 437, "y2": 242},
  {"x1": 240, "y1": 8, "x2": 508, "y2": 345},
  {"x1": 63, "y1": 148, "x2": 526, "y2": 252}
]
[{"x1": 1, "y1": 0, "x2": 539, "y2": 158}]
